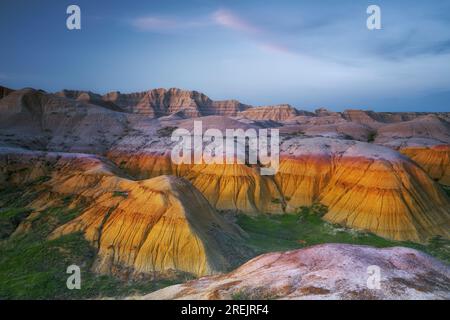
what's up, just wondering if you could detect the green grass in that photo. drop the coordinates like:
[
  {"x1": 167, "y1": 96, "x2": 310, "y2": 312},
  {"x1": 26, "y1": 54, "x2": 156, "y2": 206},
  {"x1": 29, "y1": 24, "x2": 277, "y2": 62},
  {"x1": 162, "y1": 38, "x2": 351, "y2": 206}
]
[
  {"x1": 0, "y1": 232, "x2": 182, "y2": 299},
  {"x1": 0, "y1": 207, "x2": 32, "y2": 239},
  {"x1": 367, "y1": 132, "x2": 377, "y2": 143},
  {"x1": 0, "y1": 179, "x2": 448, "y2": 299},
  {"x1": 442, "y1": 185, "x2": 450, "y2": 197},
  {"x1": 237, "y1": 205, "x2": 450, "y2": 264},
  {"x1": 0, "y1": 185, "x2": 186, "y2": 300}
]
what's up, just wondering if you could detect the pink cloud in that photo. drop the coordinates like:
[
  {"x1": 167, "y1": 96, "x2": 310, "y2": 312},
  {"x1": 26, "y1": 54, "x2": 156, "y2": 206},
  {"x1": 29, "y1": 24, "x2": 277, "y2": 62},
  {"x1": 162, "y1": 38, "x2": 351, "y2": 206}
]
[
  {"x1": 131, "y1": 16, "x2": 206, "y2": 32},
  {"x1": 212, "y1": 9, "x2": 260, "y2": 34},
  {"x1": 212, "y1": 9, "x2": 297, "y2": 56}
]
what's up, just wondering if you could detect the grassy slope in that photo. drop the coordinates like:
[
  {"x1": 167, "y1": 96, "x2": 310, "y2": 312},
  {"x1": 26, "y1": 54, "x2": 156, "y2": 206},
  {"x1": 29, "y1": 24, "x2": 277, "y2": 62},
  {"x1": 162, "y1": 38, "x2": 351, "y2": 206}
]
[
  {"x1": 236, "y1": 204, "x2": 450, "y2": 264},
  {"x1": 0, "y1": 184, "x2": 448, "y2": 299},
  {"x1": 0, "y1": 185, "x2": 186, "y2": 300}
]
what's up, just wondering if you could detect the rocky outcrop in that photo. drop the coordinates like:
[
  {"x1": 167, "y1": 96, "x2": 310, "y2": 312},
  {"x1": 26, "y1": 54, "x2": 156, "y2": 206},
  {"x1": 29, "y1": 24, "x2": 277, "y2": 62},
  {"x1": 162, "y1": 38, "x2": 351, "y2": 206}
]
[
  {"x1": 107, "y1": 136, "x2": 450, "y2": 242},
  {"x1": 50, "y1": 174, "x2": 248, "y2": 277},
  {"x1": 277, "y1": 138, "x2": 450, "y2": 242},
  {"x1": 375, "y1": 115, "x2": 450, "y2": 146},
  {"x1": 375, "y1": 112, "x2": 450, "y2": 123},
  {"x1": 401, "y1": 145, "x2": 450, "y2": 186},
  {"x1": 66, "y1": 88, "x2": 250, "y2": 118},
  {"x1": 1, "y1": 86, "x2": 449, "y2": 243},
  {"x1": 0, "y1": 147, "x2": 249, "y2": 278},
  {"x1": 239, "y1": 104, "x2": 301, "y2": 121},
  {"x1": 210, "y1": 100, "x2": 251, "y2": 116},
  {"x1": 138, "y1": 244, "x2": 450, "y2": 300},
  {"x1": 280, "y1": 115, "x2": 374, "y2": 141},
  {"x1": 56, "y1": 90, "x2": 125, "y2": 112},
  {"x1": 0, "y1": 88, "x2": 129, "y2": 153},
  {"x1": 342, "y1": 109, "x2": 383, "y2": 129}
]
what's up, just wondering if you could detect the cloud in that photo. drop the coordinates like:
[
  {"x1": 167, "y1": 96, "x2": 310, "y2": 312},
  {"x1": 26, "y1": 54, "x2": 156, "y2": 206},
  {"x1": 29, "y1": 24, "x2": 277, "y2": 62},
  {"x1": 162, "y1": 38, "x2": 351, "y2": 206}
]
[
  {"x1": 212, "y1": 9, "x2": 260, "y2": 34},
  {"x1": 131, "y1": 16, "x2": 206, "y2": 32},
  {"x1": 211, "y1": 9, "x2": 298, "y2": 56},
  {"x1": 132, "y1": 17, "x2": 179, "y2": 31}
]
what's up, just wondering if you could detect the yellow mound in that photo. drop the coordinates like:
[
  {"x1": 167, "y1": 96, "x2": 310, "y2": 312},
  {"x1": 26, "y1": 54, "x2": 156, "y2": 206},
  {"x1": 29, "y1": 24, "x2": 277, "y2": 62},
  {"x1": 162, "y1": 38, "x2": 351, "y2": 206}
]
[
  {"x1": 275, "y1": 156, "x2": 332, "y2": 209},
  {"x1": 319, "y1": 157, "x2": 449, "y2": 241},
  {"x1": 0, "y1": 149, "x2": 247, "y2": 277},
  {"x1": 183, "y1": 164, "x2": 284, "y2": 214},
  {"x1": 49, "y1": 174, "x2": 246, "y2": 277},
  {"x1": 103, "y1": 137, "x2": 450, "y2": 242},
  {"x1": 400, "y1": 145, "x2": 450, "y2": 186},
  {"x1": 107, "y1": 151, "x2": 284, "y2": 215}
]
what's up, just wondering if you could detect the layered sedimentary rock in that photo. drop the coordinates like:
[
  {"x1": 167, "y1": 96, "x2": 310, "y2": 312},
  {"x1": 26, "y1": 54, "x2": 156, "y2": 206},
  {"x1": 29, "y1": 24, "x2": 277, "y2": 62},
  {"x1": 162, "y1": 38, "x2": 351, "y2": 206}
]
[
  {"x1": 56, "y1": 89, "x2": 125, "y2": 112},
  {"x1": 64, "y1": 88, "x2": 251, "y2": 118},
  {"x1": 0, "y1": 88, "x2": 129, "y2": 153},
  {"x1": 183, "y1": 164, "x2": 285, "y2": 215},
  {"x1": 277, "y1": 138, "x2": 450, "y2": 242},
  {"x1": 0, "y1": 148, "x2": 248, "y2": 277},
  {"x1": 401, "y1": 145, "x2": 450, "y2": 186},
  {"x1": 107, "y1": 135, "x2": 450, "y2": 242},
  {"x1": 342, "y1": 109, "x2": 383, "y2": 129},
  {"x1": 374, "y1": 112, "x2": 450, "y2": 123},
  {"x1": 375, "y1": 115, "x2": 450, "y2": 146},
  {"x1": 50, "y1": 174, "x2": 247, "y2": 277},
  {"x1": 107, "y1": 134, "x2": 285, "y2": 215},
  {"x1": 239, "y1": 104, "x2": 301, "y2": 121},
  {"x1": 1, "y1": 86, "x2": 450, "y2": 244},
  {"x1": 279, "y1": 115, "x2": 374, "y2": 141},
  {"x1": 139, "y1": 244, "x2": 450, "y2": 300},
  {"x1": 177, "y1": 115, "x2": 259, "y2": 132}
]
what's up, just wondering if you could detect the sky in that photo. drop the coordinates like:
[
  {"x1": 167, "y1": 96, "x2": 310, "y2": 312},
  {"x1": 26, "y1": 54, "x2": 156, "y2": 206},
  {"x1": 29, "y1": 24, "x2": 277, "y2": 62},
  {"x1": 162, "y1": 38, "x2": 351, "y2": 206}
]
[{"x1": 1, "y1": 0, "x2": 450, "y2": 112}]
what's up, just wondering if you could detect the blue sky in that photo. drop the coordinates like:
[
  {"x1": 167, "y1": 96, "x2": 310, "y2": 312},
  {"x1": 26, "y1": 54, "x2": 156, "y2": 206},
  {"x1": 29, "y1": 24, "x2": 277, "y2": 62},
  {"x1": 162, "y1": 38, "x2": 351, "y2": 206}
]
[{"x1": 1, "y1": 0, "x2": 450, "y2": 111}]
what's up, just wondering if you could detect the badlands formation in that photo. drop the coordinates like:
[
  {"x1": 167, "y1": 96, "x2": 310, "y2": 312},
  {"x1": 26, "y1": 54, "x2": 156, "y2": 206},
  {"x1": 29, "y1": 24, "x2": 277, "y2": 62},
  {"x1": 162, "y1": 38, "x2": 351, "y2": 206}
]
[
  {"x1": 0, "y1": 85, "x2": 449, "y2": 298},
  {"x1": 0, "y1": 148, "x2": 249, "y2": 277}
]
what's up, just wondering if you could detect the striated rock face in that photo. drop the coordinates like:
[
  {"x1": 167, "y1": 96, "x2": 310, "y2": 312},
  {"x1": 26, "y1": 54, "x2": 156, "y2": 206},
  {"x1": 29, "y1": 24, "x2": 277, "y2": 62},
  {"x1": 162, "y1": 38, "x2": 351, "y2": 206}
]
[
  {"x1": 138, "y1": 244, "x2": 450, "y2": 300},
  {"x1": 106, "y1": 136, "x2": 450, "y2": 242},
  {"x1": 210, "y1": 100, "x2": 251, "y2": 116},
  {"x1": 1, "y1": 86, "x2": 449, "y2": 244},
  {"x1": 0, "y1": 148, "x2": 249, "y2": 278},
  {"x1": 0, "y1": 88, "x2": 129, "y2": 153},
  {"x1": 401, "y1": 145, "x2": 450, "y2": 186},
  {"x1": 375, "y1": 112, "x2": 450, "y2": 123},
  {"x1": 183, "y1": 164, "x2": 285, "y2": 215},
  {"x1": 56, "y1": 89, "x2": 125, "y2": 112},
  {"x1": 102, "y1": 90, "x2": 147, "y2": 110},
  {"x1": 280, "y1": 115, "x2": 374, "y2": 141},
  {"x1": 375, "y1": 115, "x2": 450, "y2": 146},
  {"x1": 66, "y1": 88, "x2": 250, "y2": 118},
  {"x1": 315, "y1": 108, "x2": 339, "y2": 117},
  {"x1": 277, "y1": 138, "x2": 450, "y2": 242},
  {"x1": 50, "y1": 174, "x2": 248, "y2": 277},
  {"x1": 342, "y1": 109, "x2": 383, "y2": 129},
  {"x1": 239, "y1": 104, "x2": 300, "y2": 121}
]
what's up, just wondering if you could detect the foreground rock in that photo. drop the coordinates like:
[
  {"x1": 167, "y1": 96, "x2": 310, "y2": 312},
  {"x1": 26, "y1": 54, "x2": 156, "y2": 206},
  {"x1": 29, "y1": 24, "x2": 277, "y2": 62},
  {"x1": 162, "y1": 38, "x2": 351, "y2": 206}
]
[{"x1": 139, "y1": 244, "x2": 450, "y2": 300}]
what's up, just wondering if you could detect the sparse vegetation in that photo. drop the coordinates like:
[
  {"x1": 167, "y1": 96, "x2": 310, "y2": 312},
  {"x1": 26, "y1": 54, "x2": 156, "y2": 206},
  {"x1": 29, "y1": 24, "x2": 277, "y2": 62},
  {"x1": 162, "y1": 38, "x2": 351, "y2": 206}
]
[
  {"x1": 112, "y1": 191, "x2": 128, "y2": 198},
  {"x1": 157, "y1": 126, "x2": 177, "y2": 137},
  {"x1": 442, "y1": 185, "x2": 450, "y2": 197},
  {"x1": 0, "y1": 184, "x2": 185, "y2": 299},
  {"x1": 237, "y1": 205, "x2": 450, "y2": 264},
  {"x1": 367, "y1": 132, "x2": 377, "y2": 142},
  {"x1": 231, "y1": 288, "x2": 279, "y2": 300}
]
